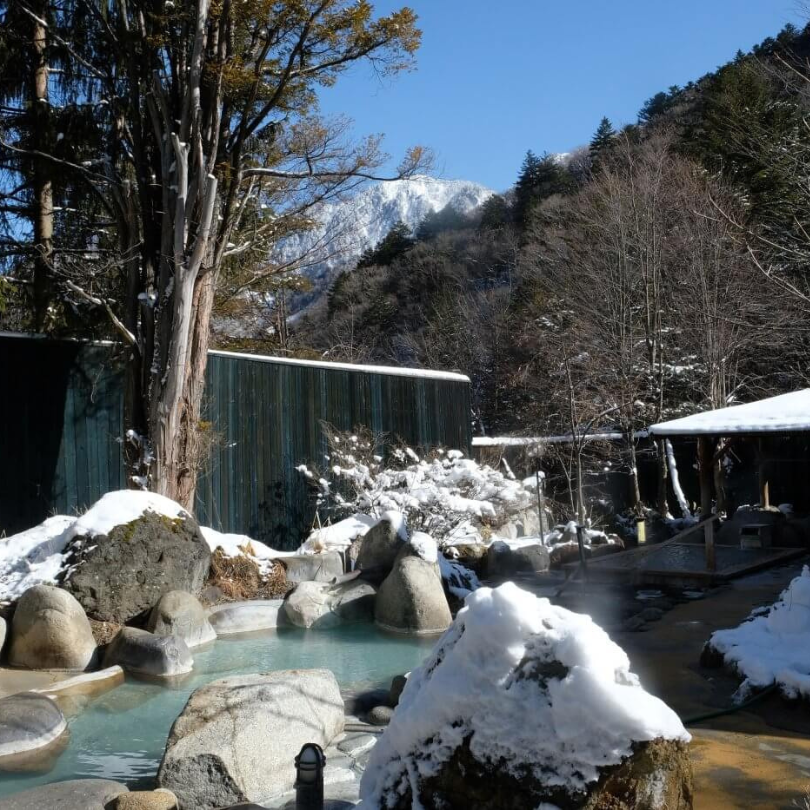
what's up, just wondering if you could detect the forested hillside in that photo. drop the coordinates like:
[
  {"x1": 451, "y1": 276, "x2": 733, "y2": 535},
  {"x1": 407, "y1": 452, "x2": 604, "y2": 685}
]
[{"x1": 287, "y1": 23, "x2": 810, "y2": 459}]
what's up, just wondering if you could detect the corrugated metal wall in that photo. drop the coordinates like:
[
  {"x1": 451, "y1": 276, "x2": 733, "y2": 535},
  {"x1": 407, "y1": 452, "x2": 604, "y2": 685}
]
[{"x1": 0, "y1": 335, "x2": 471, "y2": 547}]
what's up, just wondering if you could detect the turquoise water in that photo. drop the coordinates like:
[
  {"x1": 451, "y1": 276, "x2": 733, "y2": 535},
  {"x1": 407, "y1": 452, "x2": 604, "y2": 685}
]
[{"x1": 0, "y1": 625, "x2": 435, "y2": 798}]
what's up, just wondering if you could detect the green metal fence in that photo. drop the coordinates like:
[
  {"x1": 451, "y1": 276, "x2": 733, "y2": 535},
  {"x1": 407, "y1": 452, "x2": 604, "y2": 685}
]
[{"x1": 0, "y1": 334, "x2": 472, "y2": 547}]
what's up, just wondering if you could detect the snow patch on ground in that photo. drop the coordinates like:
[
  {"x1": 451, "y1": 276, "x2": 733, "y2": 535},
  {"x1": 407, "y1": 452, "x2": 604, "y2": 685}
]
[
  {"x1": 200, "y1": 526, "x2": 293, "y2": 576},
  {"x1": 360, "y1": 582, "x2": 688, "y2": 806},
  {"x1": 708, "y1": 565, "x2": 810, "y2": 700}
]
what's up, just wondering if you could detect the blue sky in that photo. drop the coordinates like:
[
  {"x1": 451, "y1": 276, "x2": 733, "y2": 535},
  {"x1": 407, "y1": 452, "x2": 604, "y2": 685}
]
[{"x1": 318, "y1": 0, "x2": 804, "y2": 191}]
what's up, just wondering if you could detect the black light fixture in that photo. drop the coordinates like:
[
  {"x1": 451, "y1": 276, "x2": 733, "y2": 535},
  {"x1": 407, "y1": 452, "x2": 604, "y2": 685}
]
[{"x1": 295, "y1": 742, "x2": 325, "y2": 810}]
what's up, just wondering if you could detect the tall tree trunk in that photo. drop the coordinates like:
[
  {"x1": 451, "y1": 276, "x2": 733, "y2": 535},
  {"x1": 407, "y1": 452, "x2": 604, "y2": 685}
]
[
  {"x1": 656, "y1": 439, "x2": 669, "y2": 516},
  {"x1": 31, "y1": 3, "x2": 52, "y2": 331},
  {"x1": 627, "y1": 435, "x2": 642, "y2": 513}
]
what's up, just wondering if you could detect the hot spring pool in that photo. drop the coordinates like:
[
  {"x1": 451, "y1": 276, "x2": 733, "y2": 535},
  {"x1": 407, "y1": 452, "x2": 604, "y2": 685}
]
[{"x1": 0, "y1": 625, "x2": 435, "y2": 799}]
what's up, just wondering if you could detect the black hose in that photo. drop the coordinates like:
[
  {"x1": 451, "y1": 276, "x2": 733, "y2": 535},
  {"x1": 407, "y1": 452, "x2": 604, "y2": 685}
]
[{"x1": 682, "y1": 682, "x2": 780, "y2": 725}]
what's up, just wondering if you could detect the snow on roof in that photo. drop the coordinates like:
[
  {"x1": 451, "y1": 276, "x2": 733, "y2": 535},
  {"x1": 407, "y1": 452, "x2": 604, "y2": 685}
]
[
  {"x1": 209, "y1": 349, "x2": 471, "y2": 383},
  {"x1": 649, "y1": 389, "x2": 810, "y2": 437},
  {"x1": 0, "y1": 332, "x2": 470, "y2": 384},
  {"x1": 473, "y1": 430, "x2": 648, "y2": 447}
]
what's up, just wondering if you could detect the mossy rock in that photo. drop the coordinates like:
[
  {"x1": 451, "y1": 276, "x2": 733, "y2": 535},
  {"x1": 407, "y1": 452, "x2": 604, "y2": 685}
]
[
  {"x1": 386, "y1": 736, "x2": 692, "y2": 810},
  {"x1": 61, "y1": 511, "x2": 210, "y2": 625}
]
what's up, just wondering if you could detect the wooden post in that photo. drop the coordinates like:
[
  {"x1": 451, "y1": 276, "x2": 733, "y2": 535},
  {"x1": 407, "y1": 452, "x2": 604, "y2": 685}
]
[
  {"x1": 758, "y1": 437, "x2": 770, "y2": 509},
  {"x1": 698, "y1": 436, "x2": 716, "y2": 571}
]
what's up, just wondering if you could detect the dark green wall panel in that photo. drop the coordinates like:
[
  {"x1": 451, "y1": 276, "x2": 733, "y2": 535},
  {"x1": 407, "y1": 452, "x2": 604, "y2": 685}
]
[{"x1": 0, "y1": 336, "x2": 471, "y2": 548}]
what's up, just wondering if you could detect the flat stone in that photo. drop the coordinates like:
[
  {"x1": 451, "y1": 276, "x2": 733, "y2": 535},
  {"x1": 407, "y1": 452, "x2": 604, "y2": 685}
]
[
  {"x1": 283, "y1": 553, "x2": 344, "y2": 584},
  {"x1": 0, "y1": 778, "x2": 128, "y2": 809},
  {"x1": 337, "y1": 733, "x2": 377, "y2": 758},
  {"x1": 32, "y1": 666, "x2": 125, "y2": 701},
  {"x1": 109, "y1": 789, "x2": 179, "y2": 809},
  {"x1": 207, "y1": 600, "x2": 285, "y2": 635},
  {"x1": 103, "y1": 628, "x2": 193, "y2": 678},
  {"x1": 0, "y1": 692, "x2": 67, "y2": 759}
]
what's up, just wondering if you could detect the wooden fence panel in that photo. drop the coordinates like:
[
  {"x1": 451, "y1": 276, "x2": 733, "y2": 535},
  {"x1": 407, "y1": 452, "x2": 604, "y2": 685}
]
[{"x1": 0, "y1": 335, "x2": 471, "y2": 547}]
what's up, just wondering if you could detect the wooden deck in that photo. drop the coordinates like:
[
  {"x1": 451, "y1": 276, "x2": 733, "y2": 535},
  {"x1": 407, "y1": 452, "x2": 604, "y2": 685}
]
[{"x1": 564, "y1": 519, "x2": 807, "y2": 588}]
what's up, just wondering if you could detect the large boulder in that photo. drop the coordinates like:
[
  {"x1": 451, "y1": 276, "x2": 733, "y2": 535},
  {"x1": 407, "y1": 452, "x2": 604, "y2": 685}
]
[
  {"x1": 8, "y1": 585, "x2": 97, "y2": 671},
  {"x1": 360, "y1": 582, "x2": 692, "y2": 810},
  {"x1": 356, "y1": 517, "x2": 405, "y2": 576},
  {"x1": 0, "y1": 693, "x2": 67, "y2": 761},
  {"x1": 486, "y1": 541, "x2": 550, "y2": 579},
  {"x1": 207, "y1": 599, "x2": 285, "y2": 635},
  {"x1": 148, "y1": 591, "x2": 216, "y2": 648},
  {"x1": 0, "y1": 779, "x2": 128, "y2": 809},
  {"x1": 375, "y1": 544, "x2": 451, "y2": 635},
  {"x1": 157, "y1": 669, "x2": 344, "y2": 809},
  {"x1": 283, "y1": 579, "x2": 376, "y2": 629},
  {"x1": 282, "y1": 552, "x2": 343, "y2": 584},
  {"x1": 103, "y1": 628, "x2": 193, "y2": 678},
  {"x1": 62, "y1": 511, "x2": 210, "y2": 624}
]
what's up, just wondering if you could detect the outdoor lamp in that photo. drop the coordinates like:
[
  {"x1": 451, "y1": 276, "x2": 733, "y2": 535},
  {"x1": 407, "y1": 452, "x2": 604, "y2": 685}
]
[{"x1": 295, "y1": 742, "x2": 325, "y2": 810}]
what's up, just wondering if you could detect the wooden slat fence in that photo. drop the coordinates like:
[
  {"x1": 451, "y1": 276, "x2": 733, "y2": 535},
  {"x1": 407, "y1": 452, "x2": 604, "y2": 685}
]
[{"x1": 0, "y1": 335, "x2": 471, "y2": 548}]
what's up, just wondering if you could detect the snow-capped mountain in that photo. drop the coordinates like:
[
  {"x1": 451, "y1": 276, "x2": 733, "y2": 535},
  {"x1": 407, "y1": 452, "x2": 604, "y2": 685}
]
[{"x1": 275, "y1": 175, "x2": 494, "y2": 286}]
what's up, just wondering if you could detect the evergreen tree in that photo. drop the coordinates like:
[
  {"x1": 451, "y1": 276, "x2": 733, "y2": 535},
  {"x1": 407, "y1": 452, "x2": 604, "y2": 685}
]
[
  {"x1": 513, "y1": 150, "x2": 574, "y2": 227},
  {"x1": 589, "y1": 117, "x2": 616, "y2": 171},
  {"x1": 478, "y1": 194, "x2": 511, "y2": 230},
  {"x1": 357, "y1": 221, "x2": 414, "y2": 268},
  {"x1": 415, "y1": 204, "x2": 469, "y2": 241}
]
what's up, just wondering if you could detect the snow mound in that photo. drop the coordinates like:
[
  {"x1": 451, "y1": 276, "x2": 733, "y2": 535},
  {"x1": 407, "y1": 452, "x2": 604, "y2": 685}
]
[
  {"x1": 0, "y1": 516, "x2": 76, "y2": 602},
  {"x1": 68, "y1": 490, "x2": 189, "y2": 541},
  {"x1": 298, "y1": 514, "x2": 379, "y2": 553},
  {"x1": 360, "y1": 583, "x2": 688, "y2": 805},
  {"x1": 708, "y1": 565, "x2": 810, "y2": 700}
]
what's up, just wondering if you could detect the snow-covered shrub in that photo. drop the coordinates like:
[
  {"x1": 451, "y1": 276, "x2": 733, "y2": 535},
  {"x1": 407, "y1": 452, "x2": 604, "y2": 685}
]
[{"x1": 297, "y1": 428, "x2": 536, "y2": 546}]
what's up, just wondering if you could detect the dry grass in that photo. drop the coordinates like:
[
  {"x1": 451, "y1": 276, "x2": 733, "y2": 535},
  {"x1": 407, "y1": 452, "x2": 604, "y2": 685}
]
[
  {"x1": 89, "y1": 618, "x2": 121, "y2": 646},
  {"x1": 207, "y1": 547, "x2": 291, "y2": 601}
]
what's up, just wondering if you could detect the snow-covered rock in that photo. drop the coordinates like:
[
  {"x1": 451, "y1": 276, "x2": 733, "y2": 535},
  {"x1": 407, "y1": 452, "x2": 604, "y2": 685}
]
[
  {"x1": 704, "y1": 565, "x2": 810, "y2": 700},
  {"x1": 0, "y1": 491, "x2": 195, "y2": 604},
  {"x1": 360, "y1": 582, "x2": 691, "y2": 810},
  {"x1": 62, "y1": 502, "x2": 210, "y2": 624}
]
